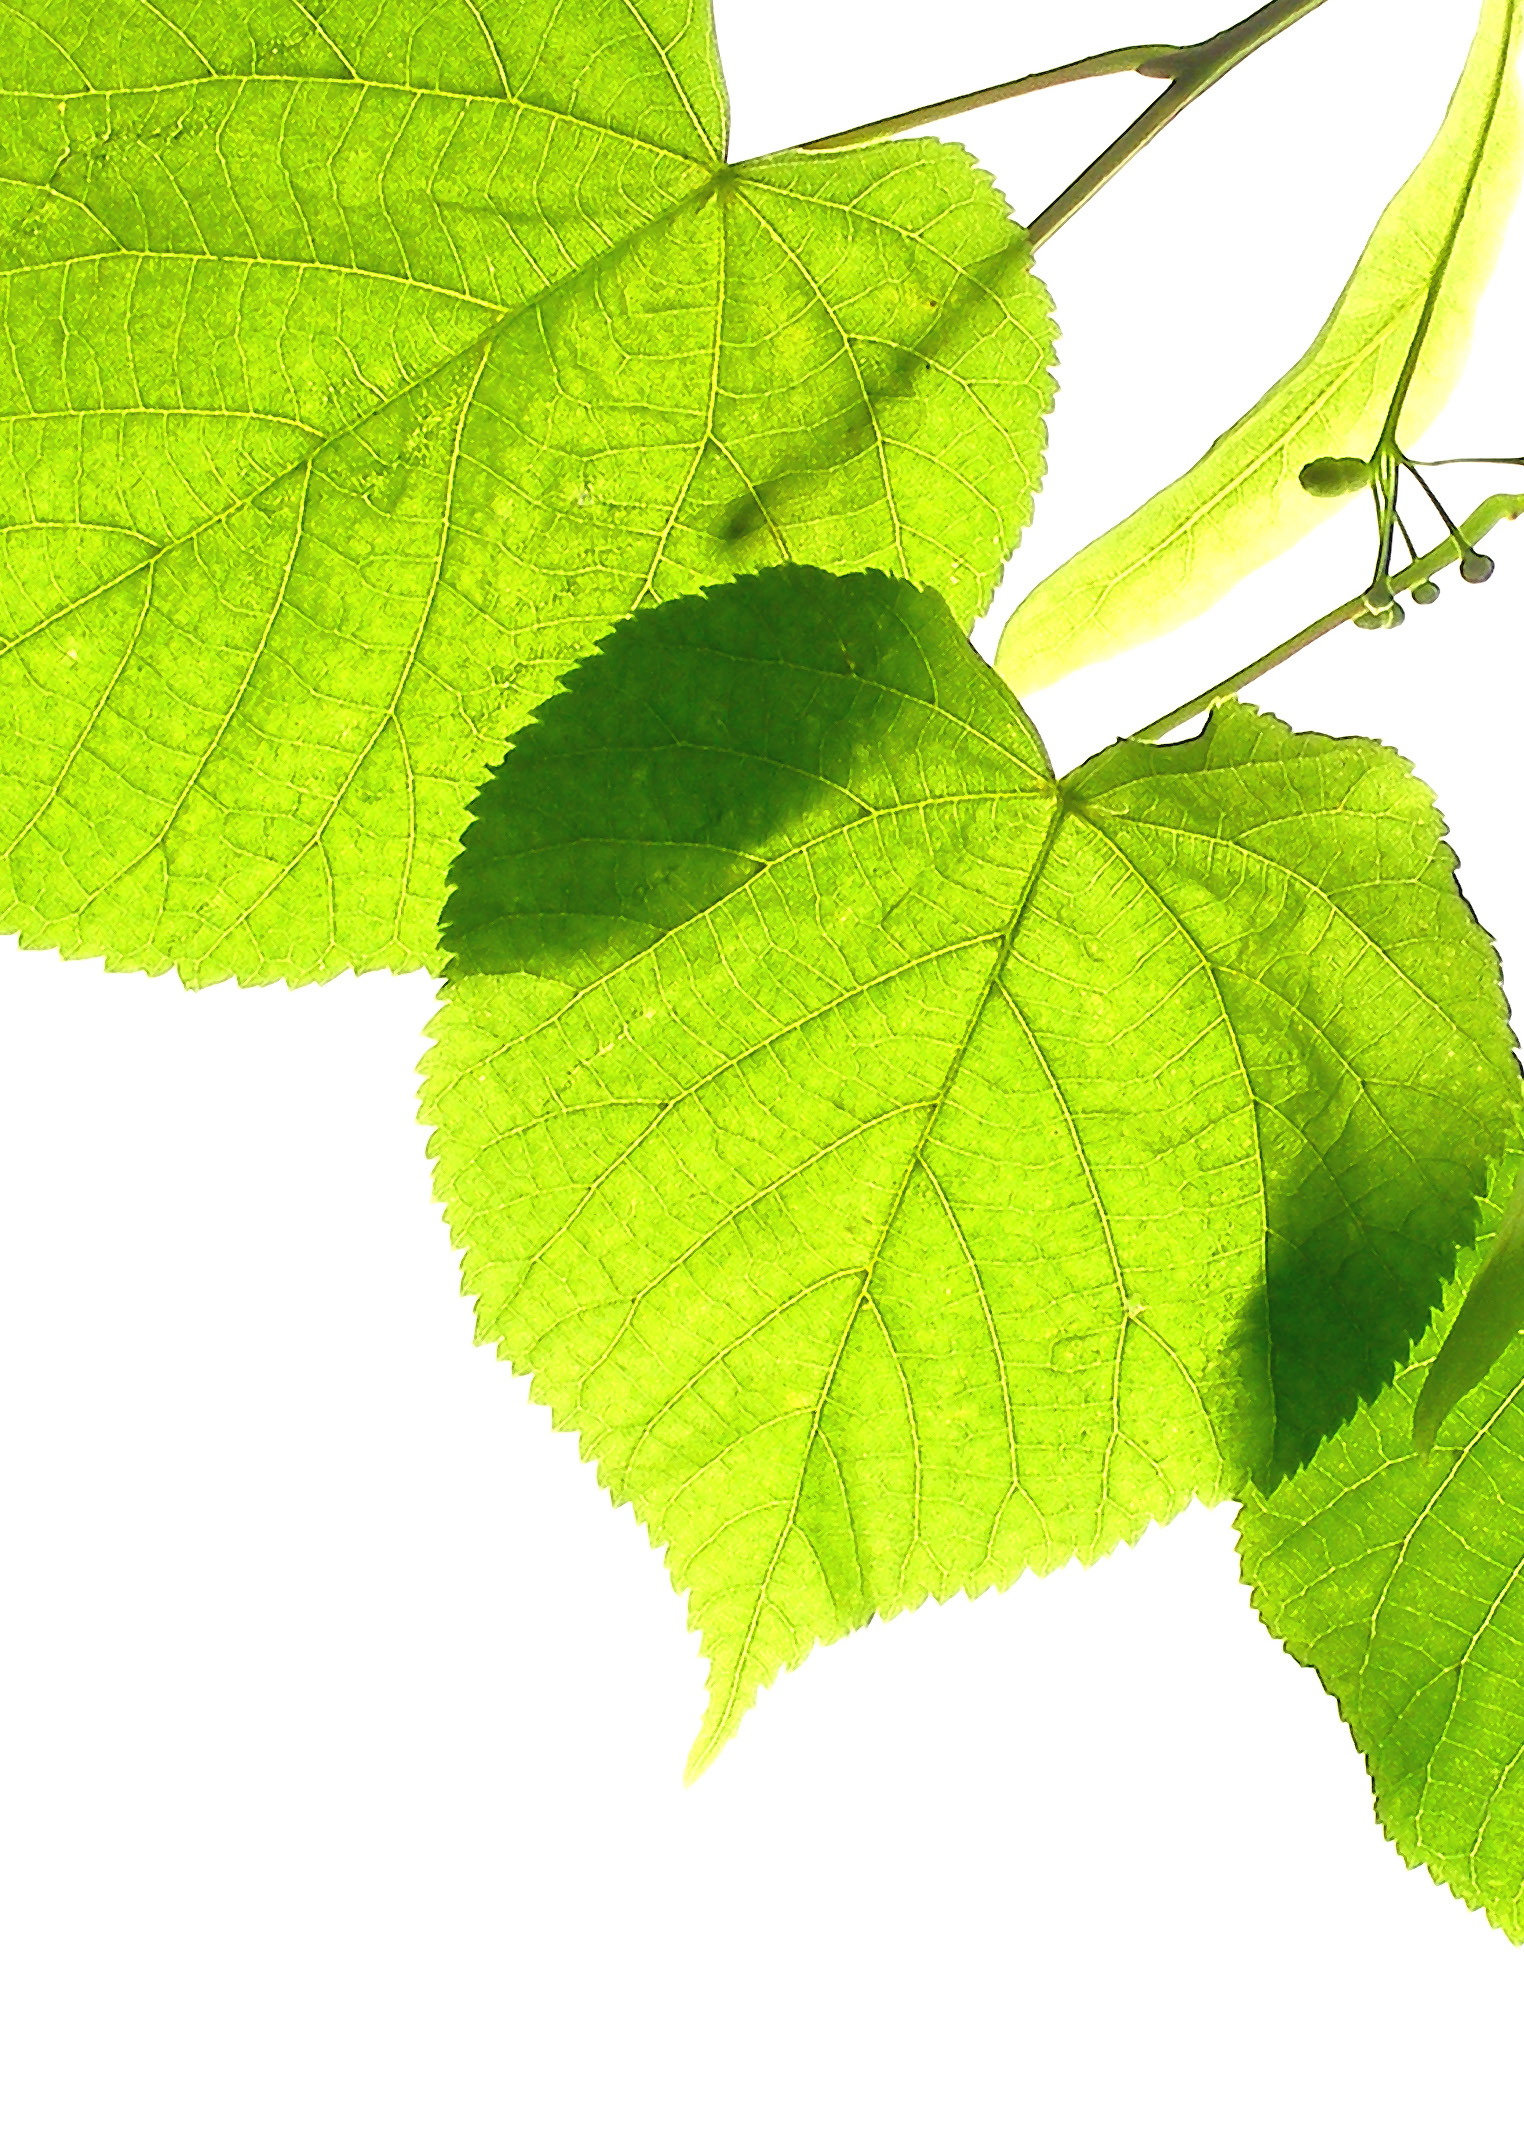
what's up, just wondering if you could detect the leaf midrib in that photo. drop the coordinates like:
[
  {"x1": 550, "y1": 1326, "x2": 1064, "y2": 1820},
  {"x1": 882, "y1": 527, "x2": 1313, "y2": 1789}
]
[{"x1": 696, "y1": 788, "x2": 1068, "y2": 1754}]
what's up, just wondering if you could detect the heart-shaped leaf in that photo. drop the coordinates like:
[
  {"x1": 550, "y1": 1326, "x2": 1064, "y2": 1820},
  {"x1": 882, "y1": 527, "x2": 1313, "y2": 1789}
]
[
  {"x1": 0, "y1": 0, "x2": 1054, "y2": 984},
  {"x1": 423, "y1": 565, "x2": 1516, "y2": 1772}
]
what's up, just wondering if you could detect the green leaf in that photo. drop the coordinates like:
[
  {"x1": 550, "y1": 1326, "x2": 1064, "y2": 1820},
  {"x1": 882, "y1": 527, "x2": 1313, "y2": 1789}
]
[
  {"x1": 421, "y1": 564, "x2": 1516, "y2": 1774},
  {"x1": 1415, "y1": 1152, "x2": 1524, "y2": 1448},
  {"x1": 0, "y1": 1, "x2": 1054, "y2": 987},
  {"x1": 1239, "y1": 1134, "x2": 1524, "y2": 1942},
  {"x1": 995, "y1": 0, "x2": 1523, "y2": 700}
]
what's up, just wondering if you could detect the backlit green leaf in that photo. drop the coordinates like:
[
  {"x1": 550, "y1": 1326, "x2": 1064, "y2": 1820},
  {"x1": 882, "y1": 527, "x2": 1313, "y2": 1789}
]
[
  {"x1": 995, "y1": 0, "x2": 1522, "y2": 699},
  {"x1": 422, "y1": 565, "x2": 1516, "y2": 1773},
  {"x1": 1240, "y1": 1136, "x2": 1524, "y2": 1941},
  {"x1": 0, "y1": 0, "x2": 1054, "y2": 986}
]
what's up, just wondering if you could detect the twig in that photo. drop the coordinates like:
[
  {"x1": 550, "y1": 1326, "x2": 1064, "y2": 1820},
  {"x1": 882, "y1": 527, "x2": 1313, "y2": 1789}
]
[
  {"x1": 789, "y1": 0, "x2": 1330, "y2": 254},
  {"x1": 1029, "y1": 0, "x2": 1329, "y2": 248},
  {"x1": 1126, "y1": 493, "x2": 1524, "y2": 747},
  {"x1": 790, "y1": 45, "x2": 1180, "y2": 156}
]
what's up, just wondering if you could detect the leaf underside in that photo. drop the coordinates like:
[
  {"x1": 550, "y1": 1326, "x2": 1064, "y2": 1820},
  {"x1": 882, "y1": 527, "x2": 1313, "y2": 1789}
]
[
  {"x1": 1240, "y1": 1137, "x2": 1524, "y2": 1943},
  {"x1": 422, "y1": 565, "x2": 1517, "y2": 1773},
  {"x1": 995, "y1": 0, "x2": 1523, "y2": 699},
  {"x1": 0, "y1": 0, "x2": 1054, "y2": 986}
]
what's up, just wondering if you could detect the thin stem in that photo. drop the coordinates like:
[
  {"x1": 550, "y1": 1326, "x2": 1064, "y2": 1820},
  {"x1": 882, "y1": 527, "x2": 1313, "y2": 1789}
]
[
  {"x1": 1029, "y1": 0, "x2": 1329, "y2": 248},
  {"x1": 790, "y1": 0, "x2": 1327, "y2": 246},
  {"x1": 1393, "y1": 500, "x2": 1424, "y2": 566},
  {"x1": 1407, "y1": 462, "x2": 1473, "y2": 548},
  {"x1": 1369, "y1": 447, "x2": 1401, "y2": 597},
  {"x1": 1126, "y1": 493, "x2": 1524, "y2": 746},
  {"x1": 791, "y1": 45, "x2": 1180, "y2": 156}
]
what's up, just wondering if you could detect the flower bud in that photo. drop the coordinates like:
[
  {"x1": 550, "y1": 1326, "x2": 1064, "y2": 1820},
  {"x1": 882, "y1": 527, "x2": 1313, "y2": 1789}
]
[{"x1": 1299, "y1": 457, "x2": 1372, "y2": 498}]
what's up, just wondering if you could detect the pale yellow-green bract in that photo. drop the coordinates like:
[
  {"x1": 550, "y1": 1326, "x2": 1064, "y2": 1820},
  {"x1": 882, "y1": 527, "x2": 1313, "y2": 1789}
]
[
  {"x1": 423, "y1": 566, "x2": 1518, "y2": 1774},
  {"x1": 995, "y1": 0, "x2": 1523, "y2": 700},
  {"x1": 0, "y1": 0, "x2": 1054, "y2": 985}
]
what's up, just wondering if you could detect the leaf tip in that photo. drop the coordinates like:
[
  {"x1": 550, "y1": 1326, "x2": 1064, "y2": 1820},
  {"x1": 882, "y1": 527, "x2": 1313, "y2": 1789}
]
[
  {"x1": 681, "y1": 1738, "x2": 718, "y2": 1788},
  {"x1": 682, "y1": 1698, "x2": 740, "y2": 1786}
]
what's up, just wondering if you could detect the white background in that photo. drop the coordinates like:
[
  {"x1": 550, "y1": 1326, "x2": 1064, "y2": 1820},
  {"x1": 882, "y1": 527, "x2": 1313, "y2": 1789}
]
[{"x1": 5, "y1": 3, "x2": 1524, "y2": 2146}]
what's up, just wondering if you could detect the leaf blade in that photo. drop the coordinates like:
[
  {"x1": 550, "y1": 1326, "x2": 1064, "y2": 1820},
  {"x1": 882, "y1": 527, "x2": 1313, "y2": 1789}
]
[
  {"x1": 0, "y1": 3, "x2": 1055, "y2": 984},
  {"x1": 1240, "y1": 1134, "x2": 1524, "y2": 1941},
  {"x1": 995, "y1": 0, "x2": 1523, "y2": 700},
  {"x1": 423, "y1": 565, "x2": 1517, "y2": 1767}
]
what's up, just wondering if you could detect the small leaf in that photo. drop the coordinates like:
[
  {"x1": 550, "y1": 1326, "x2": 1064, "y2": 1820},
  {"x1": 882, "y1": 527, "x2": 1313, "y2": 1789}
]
[
  {"x1": 995, "y1": 0, "x2": 1523, "y2": 699},
  {"x1": 422, "y1": 564, "x2": 1516, "y2": 1772},
  {"x1": 0, "y1": 0, "x2": 1054, "y2": 986},
  {"x1": 1414, "y1": 1153, "x2": 1524, "y2": 1448},
  {"x1": 1240, "y1": 1135, "x2": 1524, "y2": 1942}
]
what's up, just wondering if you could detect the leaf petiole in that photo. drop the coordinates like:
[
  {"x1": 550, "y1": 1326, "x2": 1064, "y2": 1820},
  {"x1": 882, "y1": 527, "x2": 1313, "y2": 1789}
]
[
  {"x1": 788, "y1": 44, "x2": 1183, "y2": 156},
  {"x1": 1028, "y1": 0, "x2": 1329, "y2": 248},
  {"x1": 1127, "y1": 491, "x2": 1524, "y2": 745},
  {"x1": 793, "y1": 1, "x2": 1329, "y2": 248},
  {"x1": 1404, "y1": 459, "x2": 1497, "y2": 578}
]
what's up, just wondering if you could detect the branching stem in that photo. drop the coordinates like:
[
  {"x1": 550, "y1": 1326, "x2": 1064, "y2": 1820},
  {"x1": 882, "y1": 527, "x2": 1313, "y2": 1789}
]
[
  {"x1": 790, "y1": 45, "x2": 1181, "y2": 155},
  {"x1": 1029, "y1": 0, "x2": 1329, "y2": 248},
  {"x1": 1127, "y1": 493, "x2": 1524, "y2": 747},
  {"x1": 792, "y1": 0, "x2": 1329, "y2": 250}
]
